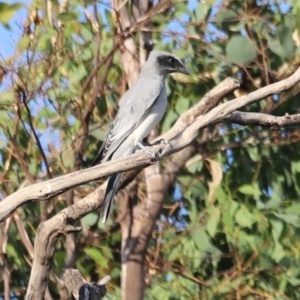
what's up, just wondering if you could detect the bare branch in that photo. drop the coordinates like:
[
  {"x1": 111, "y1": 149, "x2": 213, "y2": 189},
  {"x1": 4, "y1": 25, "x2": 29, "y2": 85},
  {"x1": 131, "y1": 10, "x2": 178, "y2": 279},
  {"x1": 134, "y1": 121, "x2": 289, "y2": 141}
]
[
  {"x1": 0, "y1": 153, "x2": 154, "y2": 222},
  {"x1": 159, "y1": 67, "x2": 300, "y2": 153},
  {"x1": 225, "y1": 111, "x2": 300, "y2": 128},
  {"x1": 25, "y1": 186, "x2": 107, "y2": 299}
]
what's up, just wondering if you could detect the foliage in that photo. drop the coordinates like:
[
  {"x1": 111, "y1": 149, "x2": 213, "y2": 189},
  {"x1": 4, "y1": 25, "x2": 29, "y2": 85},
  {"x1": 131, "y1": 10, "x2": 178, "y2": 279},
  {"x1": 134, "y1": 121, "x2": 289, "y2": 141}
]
[{"x1": 1, "y1": 0, "x2": 300, "y2": 299}]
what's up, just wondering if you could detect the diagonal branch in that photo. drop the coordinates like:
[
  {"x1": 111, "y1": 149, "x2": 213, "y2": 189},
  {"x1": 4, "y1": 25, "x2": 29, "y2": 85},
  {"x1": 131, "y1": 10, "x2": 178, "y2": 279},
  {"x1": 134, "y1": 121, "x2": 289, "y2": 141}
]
[
  {"x1": 158, "y1": 67, "x2": 300, "y2": 152},
  {"x1": 21, "y1": 85, "x2": 52, "y2": 180}
]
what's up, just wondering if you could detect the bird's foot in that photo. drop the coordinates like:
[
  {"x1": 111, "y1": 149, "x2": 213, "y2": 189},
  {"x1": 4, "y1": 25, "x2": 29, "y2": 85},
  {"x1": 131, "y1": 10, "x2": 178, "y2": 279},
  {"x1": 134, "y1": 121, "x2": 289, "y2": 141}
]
[
  {"x1": 142, "y1": 138, "x2": 170, "y2": 147},
  {"x1": 156, "y1": 138, "x2": 170, "y2": 146},
  {"x1": 137, "y1": 142, "x2": 157, "y2": 159}
]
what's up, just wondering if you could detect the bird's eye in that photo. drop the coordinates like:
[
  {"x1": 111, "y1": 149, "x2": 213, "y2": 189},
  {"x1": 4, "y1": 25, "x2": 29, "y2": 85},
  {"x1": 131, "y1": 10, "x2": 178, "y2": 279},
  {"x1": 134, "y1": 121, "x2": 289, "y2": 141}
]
[{"x1": 169, "y1": 57, "x2": 176, "y2": 64}]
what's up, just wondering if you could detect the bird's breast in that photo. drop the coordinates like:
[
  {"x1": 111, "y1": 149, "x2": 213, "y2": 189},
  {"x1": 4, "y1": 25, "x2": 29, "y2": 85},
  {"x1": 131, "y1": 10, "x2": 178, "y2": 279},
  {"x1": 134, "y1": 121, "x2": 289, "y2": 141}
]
[{"x1": 132, "y1": 86, "x2": 167, "y2": 144}]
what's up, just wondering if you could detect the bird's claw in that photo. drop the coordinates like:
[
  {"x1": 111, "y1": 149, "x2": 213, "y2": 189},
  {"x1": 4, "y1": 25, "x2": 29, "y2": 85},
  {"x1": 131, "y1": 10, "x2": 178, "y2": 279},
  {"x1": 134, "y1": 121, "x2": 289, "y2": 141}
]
[
  {"x1": 137, "y1": 142, "x2": 157, "y2": 159},
  {"x1": 158, "y1": 138, "x2": 170, "y2": 146}
]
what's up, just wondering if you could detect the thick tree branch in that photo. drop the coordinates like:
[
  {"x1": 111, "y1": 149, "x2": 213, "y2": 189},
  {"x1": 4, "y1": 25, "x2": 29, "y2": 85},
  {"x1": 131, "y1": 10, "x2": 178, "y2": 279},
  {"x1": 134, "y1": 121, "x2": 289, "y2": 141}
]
[
  {"x1": 158, "y1": 67, "x2": 300, "y2": 154},
  {"x1": 25, "y1": 184, "x2": 112, "y2": 299},
  {"x1": 0, "y1": 154, "x2": 154, "y2": 222}
]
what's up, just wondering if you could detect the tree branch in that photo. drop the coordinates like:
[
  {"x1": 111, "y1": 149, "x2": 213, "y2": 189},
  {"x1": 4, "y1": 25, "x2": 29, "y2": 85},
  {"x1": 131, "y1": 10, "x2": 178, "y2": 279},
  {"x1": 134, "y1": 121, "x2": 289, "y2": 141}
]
[
  {"x1": 0, "y1": 153, "x2": 154, "y2": 222},
  {"x1": 225, "y1": 111, "x2": 300, "y2": 128},
  {"x1": 158, "y1": 67, "x2": 300, "y2": 154}
]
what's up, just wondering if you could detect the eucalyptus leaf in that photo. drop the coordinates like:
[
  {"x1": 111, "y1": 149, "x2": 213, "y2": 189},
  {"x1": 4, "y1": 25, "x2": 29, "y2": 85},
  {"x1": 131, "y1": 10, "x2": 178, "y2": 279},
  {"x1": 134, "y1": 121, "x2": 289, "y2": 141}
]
[{"x1": 226, "y1": 36, "x2": 257, "y2": 65}]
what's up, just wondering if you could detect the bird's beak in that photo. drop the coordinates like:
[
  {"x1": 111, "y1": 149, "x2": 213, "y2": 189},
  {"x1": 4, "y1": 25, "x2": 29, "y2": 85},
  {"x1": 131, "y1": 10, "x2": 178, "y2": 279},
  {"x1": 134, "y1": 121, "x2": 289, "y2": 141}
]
[{"x1": 179, "y1": 66, "x2": 191, "y2": 76}]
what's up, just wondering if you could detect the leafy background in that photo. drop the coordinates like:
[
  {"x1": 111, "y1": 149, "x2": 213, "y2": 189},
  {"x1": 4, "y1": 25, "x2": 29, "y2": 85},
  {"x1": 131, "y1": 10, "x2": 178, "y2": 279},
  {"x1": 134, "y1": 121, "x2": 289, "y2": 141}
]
[{"x1": 1, "y1": 0, "x2": 300, "y2": 299}]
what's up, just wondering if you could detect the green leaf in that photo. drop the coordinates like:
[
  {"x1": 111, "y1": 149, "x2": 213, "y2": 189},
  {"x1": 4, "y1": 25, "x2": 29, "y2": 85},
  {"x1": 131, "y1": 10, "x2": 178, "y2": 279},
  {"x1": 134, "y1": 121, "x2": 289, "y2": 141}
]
[
  {"x1": 278, "y1": 25, "x2": 295, "y2": 58},
  {"x1": 37, "y1": 31, "x2": 56, "y2": 52},
  {"x1": 226, "y1": 36, "x2": 257, "y2": 65},
  {"x1": 81, "y1": 47, "x2": 93, "y2": 61},
  {"x1": 247, "y1": 146, "x2": 259, "y2": 162},
  {"x1": 285, "y1": 203, "x2": 300, "y2": 215},
  {"x1": 168, "y1": 245, "x2": 182, "y2": 261},
  {"x1": 274, "y1": 213, "x2": 300, "y2": 226},
  {"x1": 0, "y1": 2, "x2": 24, "y2": 24},
  {"x1": 288, "y1": 277, "x2": 300, "y2": 287},
  {"x1": 84, "y1": 247, "x2": 107, "y2": 268},
  {"x1": 215, "y1": 9, "x2": 239, "y2": 32},
  {"x1": 151, "y1": 285, "x2": 172, "y2": 299},
  {"x1": 270, "y1": 218, "x2": 284, "y2": 242},
  {"x1": 215, "y1": 9, "x2": 238, "y2": 25},
  {"x1": 161, "y1": 109, "x2": 177, "y2": 133},
  {"x1": 267, "y1": 38, "x2": 286, "y2": 58},
  {"x1": 57, "y1": 12, "x2": 78, "y2": 21},
  {"x1": 175, "y1": 97, "x2": 190, "y2": 115},
  {"x1": 17, "y1": 35, "x2": 30, "y2": 51},
  {"x1": 186, "y1": 158, "x2": 203, "y2": 174},
  {"x1": 69, "y1": 64, "x2": 87, "y2": 83},
  {"x1": 207, "y1": 207, "x2": 220, "y2": 237},
  {"x1": 229, "y1": 201, "x2": 239, "y2": 218},
  {"x1": 7, "y1": 243, "x2": 22, "y2": 267},
  {"x1": 194, "y1": 3, "x2": 209, "y2": 22},
  {"x1": 291, "y1": 161, "x2": 300, "y2": 173},
  {"x1": 235, "y1": 206, "x2": 254, "y2": 228},
  {"x1": 0, "y1": 110, "x2": 15, "y2": 131},
  {"x1": 238, "y1": 184, "x2": 261, "y2": 196},
  {"x1": 191, "y1": 227, "x2": 220, "y2": 253},
  {"x1": 272, "y1": 242, "x2": 285, "y2": 263},
  {"x1": 174, "y1": 2, "x2": 190, "y2": 19},
  {"x1": 0, "y1": 91, "x2": 15, "y2": 104},
  {"x1": 81, "y1": 26, "x2": 94, "y2": 42},
  {"x1": 81, "y1": 213, "x2": 98, "y2": 227}
]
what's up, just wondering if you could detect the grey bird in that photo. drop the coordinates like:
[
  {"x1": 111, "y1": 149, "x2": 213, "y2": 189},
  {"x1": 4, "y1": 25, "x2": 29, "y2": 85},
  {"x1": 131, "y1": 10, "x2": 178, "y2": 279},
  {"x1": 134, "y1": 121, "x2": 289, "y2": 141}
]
[{"x1": 93, "y1": 50, "x2": 190, "y2": 223}]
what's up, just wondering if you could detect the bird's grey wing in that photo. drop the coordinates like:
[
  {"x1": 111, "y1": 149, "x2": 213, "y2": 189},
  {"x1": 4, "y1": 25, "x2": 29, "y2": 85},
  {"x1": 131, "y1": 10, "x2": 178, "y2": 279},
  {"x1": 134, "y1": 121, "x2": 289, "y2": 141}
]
[{"x1": 93, "y1": 76, "x2": 164, "y2": 164}]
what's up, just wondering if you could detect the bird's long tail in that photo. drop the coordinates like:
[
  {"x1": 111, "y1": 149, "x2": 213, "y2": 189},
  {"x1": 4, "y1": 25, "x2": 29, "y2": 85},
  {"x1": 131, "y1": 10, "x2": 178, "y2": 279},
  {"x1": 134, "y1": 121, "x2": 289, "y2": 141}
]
[{"x1": 101, "y1": 173, "x2": 122, "y2": 223}]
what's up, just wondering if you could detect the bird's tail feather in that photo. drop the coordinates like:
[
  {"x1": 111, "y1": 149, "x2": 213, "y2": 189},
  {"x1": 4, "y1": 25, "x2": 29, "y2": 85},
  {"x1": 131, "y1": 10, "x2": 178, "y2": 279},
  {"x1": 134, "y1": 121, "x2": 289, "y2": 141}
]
[{"x1": 101, "y1": 173, "x2": 122, "y2": 223}]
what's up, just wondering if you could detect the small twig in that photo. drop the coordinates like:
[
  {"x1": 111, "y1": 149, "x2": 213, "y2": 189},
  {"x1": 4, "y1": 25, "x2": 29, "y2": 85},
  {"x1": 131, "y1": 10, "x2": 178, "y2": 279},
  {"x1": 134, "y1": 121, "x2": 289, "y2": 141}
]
[
  {"x1": 225, "y1": 111, "x2": 300, "y2": 129},
  {"x1": 13, "y1": 212, "x2": 34, "y2": 258},
  {"x1": 21, "y1": 90, "x2": 52, "y2": 179}
]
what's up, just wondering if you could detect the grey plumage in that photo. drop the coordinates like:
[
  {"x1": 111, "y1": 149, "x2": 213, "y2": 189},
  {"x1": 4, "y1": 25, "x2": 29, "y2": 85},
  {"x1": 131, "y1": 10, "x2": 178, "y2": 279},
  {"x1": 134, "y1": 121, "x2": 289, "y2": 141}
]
[{"x1": 93, "y1": 50, "x2": 190, "y2": 223}]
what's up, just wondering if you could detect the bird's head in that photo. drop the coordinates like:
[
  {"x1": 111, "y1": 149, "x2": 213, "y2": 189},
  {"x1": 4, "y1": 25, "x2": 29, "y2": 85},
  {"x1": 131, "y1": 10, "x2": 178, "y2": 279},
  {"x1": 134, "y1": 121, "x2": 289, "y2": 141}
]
[{"x1": 144, "y1": 50, "x2": 190, "y2": 77}]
